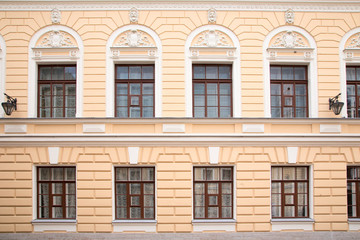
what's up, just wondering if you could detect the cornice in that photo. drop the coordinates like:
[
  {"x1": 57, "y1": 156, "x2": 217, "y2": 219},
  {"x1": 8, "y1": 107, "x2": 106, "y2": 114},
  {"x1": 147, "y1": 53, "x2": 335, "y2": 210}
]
[{"x1": 0, "y1": 1, "x2": 360, "y2": 12}]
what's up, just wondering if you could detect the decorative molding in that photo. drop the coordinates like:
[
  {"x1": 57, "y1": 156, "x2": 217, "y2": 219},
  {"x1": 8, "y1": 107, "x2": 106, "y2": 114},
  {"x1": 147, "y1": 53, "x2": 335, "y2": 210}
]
[
  {"x1": 113, "y1": 220, "x2": 156, "y2": 232},
  {"x1": 287, "y1": 146, "x2": 298, "y2": 164},
  {"x1": 115, "y1": 29, "x2": 154, "y2": 48},
  {"x1": 242, "y1": 124, "x2": 264, "y2": 133},
  {"x1": 32, "y1": 220, "x2": 76, "y2": 233},
  {"x1": 285, "y1": 8, "x2": 294, "y2": 24},
  {"x1": 194, "y1": 30, "x2": 232, "y2": 47},
  {"x1": 83, "y1": 124, "x2": 105, "y2": 133},
  {"x1": 346, "y1": 33, "x2": 360, "y2": 49},
  {"x1": 4, "y1": 124, "x2": 27, "y2": 133},
  {"x1": 208, "y1": 8, "x2": 216, "y2": 23},
  {"x1": 163, "y1": 124, "x2": 185, "y2": 133},
  {"x1": 129, "y1": 7, "x2": 139, "y2": 23},
  {"x1": 271, "y1": 31, "x2": 308, "y2": 48},
  {"x1": 36, "y1": 30, "x2": 76, "y2": 48},
  {"x1": 209, "y1": 147, "x2": 220, "y2": 164},
  {"x1": 51, "y1": 8, "x2": 61, "y2": 24},
  {"x1": 320, "y1": 124, "x2": 341, "y2": 133},
  {"x1": 192, "y1": 220, "x2": 236, "y2": 232},
  {"x1": 48, "y1": 147, "x2": 60, "y2": 164},
  {"x1": 271, "y1": 219, "x2": 314, "y2": 231},
  {"x1": 128, "y1": 147, "x2": 139, "y2": 165}
]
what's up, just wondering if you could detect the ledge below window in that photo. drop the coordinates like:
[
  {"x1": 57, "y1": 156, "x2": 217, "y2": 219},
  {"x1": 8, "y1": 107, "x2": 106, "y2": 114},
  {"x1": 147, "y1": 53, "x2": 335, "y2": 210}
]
[
  {"x1": 192, "y1": 219, "x2": 236, "y2": 232},
  {"x1": 32, "y1": 219, "x2": 77, "y2": 232},
  {"x1": 271, "y1": 218, "x2": 314, "y2": 231},
  {"x1": 348, "y1": 218, "x2": 360, "y2": 231},
  {"x1": 112, "y1": 220, "x2": 157, "y2": 233}
]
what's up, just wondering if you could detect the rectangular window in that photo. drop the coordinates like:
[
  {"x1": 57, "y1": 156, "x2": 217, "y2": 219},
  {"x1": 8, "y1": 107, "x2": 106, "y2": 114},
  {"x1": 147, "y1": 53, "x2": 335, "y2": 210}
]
[
  {"x1": 115, "y1": 167, "x2": 155, "y2": 219},
  {"x1": 193, "y1": 64, "x2": 232, "y2": 118},
  {"x1": 346, "y1": 66, "x2": 360, "y2": 118},
  {"x1": 271, "y1": 166, "x2": 309, "y2": 218},
  {"x1": 347, "y1": 166, "x2": 360, "y2": 218},
  {"x1": 115, "y1": 65, "x2": 154, "y2": 118},
  {"x1": 37, "y1": 167, "x2": 76, "y2": 219},
  {"x1": 193, "y1": 167, "x2": 233, "y2": 219},
  {"x1": 270, "y1": 65, "x2": 308, "y2": 118},
  {"x1": 38, "y1": 65, "x2": 76, "y2": 118}
]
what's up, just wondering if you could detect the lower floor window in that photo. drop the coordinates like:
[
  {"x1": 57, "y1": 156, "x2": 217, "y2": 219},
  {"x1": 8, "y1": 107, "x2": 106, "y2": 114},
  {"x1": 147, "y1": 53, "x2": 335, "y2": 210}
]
[
  {"x1": 193, "y1": 167, "x2": 233, "y2": 219},
  {"x1": 271, "y1": 166, "x2": 309, "y2": 218},
  {"x1": 347, "y1": 166, "x2": 360, "y2": 218},
  {"x1": 37, "y1": 167, "x2": 76, "y2": 219},
  {"x1": 115, "y1": 167, "x2": 155, "y2": 219}
]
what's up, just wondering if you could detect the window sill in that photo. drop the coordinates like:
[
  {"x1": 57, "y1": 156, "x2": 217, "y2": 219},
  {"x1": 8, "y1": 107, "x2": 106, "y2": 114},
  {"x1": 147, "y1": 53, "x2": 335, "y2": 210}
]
[
  {"x1": 348, "y1": 219, "x2": 360, "y2": 231},
  {"x1": 32, "y1": 219, "x2": 77, "y2": 232},
  {"x1": 271, "y1": 218, "x2": 314, "y2": 231},
  {"x1": 112, "y1": 219, "x2": 157, "y2": 233},
  {"x1": 192, "y1": 219, "x2": 236, "y2": 232}
]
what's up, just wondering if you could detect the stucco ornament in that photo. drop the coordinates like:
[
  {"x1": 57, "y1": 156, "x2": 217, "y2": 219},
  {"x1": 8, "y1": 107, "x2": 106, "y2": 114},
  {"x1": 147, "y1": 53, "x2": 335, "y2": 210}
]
[
  {"x1": 285, "y1": 8, "x2": 294, "y2": 25},
  {"x1": 194, "y1": 30, "x2": 231, "y2": 47},
  {"x1": 129, "y1": 7, "x2": 139, "y2": 23},
  {"x1": 37, "y1": 31, "x2": 76, "y2": 48},
  {"x1": 115, "y1": 29, "x2": 154, "y2": 47},
  {"x1": 347, "y1": 33, "x2": 360, "y2": 49},
  {"x1": 51, "y1": 8, "x2": 61, "y2": 24},
  {"x1": 271, "y1": 31, "x2": 307, "y2": 48},
  {"x1": 208, "y1": 8, "x2": 217, "y2": 23}
]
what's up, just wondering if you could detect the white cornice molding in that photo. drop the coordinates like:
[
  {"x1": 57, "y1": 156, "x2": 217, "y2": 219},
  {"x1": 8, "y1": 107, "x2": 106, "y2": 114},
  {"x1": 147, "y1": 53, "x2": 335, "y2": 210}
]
[{"x1": 1, "y1": 1, "x2": 360, "y2": 12}]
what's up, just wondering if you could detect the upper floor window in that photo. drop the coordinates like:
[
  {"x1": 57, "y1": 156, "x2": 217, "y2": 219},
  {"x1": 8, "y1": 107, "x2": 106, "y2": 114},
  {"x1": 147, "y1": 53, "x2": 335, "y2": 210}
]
[
  {"x1": 38, "y1": 65, "x2": 76, "y2": 118},
  {"x1": 193, "y1": 64, "x2": 232, "y2": 118},
  {"x1": 346, "y1": 66, "x2": 360, "y2": 118},
  {"x1": 270, "y1": 65, "x2": 308, "y2": 118},
  {"x1": 347, "y1": 166, "x2": 360, "y2": 218},
  {"x1": 37, "y1": 167, "x2": 76, "y2": 219},
  {"x1": 115, "y1": 65, "x2": 154, "y2": 118}
]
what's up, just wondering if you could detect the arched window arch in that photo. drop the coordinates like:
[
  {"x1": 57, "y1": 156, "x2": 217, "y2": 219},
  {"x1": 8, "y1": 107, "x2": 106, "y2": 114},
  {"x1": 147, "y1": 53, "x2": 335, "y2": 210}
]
[
  {"x1": 28, "y1": 25, "x2": 84, "y2": 118},
  {"x1": 185, "y1": 25, "x2": 241, "y2": 118},
  {"x1": 106, "y1": 25, "x2": 162, "y2": 118},
  {"x1": 263, "y1": 26, "x2": 318, "y2": 118},
  {"x1": 0, "y1": 34, "x2": 6, "y2": 118},
  {"x1": 339, "y1": 27, "x2": 360, "y2": 118}
]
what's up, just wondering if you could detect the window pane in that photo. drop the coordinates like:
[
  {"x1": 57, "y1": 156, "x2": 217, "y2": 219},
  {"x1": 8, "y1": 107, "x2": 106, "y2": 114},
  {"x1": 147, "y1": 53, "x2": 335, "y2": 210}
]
[
  {"x1": 66, "y1": 207, "x2": 76, "y2": 218},
  {"x1": 347, "y1": 67, "x2": 356, "y2": 81},
  {"x1": 272, "y1": 206, "x2": 281, "y2": 217},
  {"x1": 206, "y1": 66, "x2": 218, "y2": 79},
  {"x1": 66, "y1": 183, "x2": 76, "y2": 194},
  {"x1": 195, "y1": 195, "x2": 205, "y2": 206},
  {"x1": 285, "y1": 195, "x2": 294, "y2": 204},
  {"x1": 131, "y1": 196, "x2": 140, "y2": 206},
  {"x1": 272, "y1": 168, "x2": 282, "y2": 180},
  {"x1": 39, "y1": 67, "x2": 52, "y2": 80},
  {"x1": 142, "y1": 66, "x2": 154, "y2": 79},
  {"x1": 130, "y1": 207, "x2": 141, "y2": 218},
  {"x1": 52, "y1": 67, "x2": 64, "y2": 80},
  {"x1": 117, "y1": 207, "x2": 127, "y2": 218},
  {"x1": 222, "y1": 183, "x2": 232, "y2": 194},
  {"x1": 130, "y1": 107, "x2": 140, "y2": 117},
  {"x1": 271, "y1": 194, "x2": 281, "y2": 205},
  {"x1": 65, "y1": 84, "x2": 76, "y2": 95},
  {"x1": 52, "y1": 168, "x2": 63, "y2": 181},
  {"x1": 222, "y1": 195, "x2": 232, "y2": 206},
  {"x1": 220, "y1": 96, "x2": 230, "y2": 107},
  {"x1": 117, "y1": 96, "x2": 128, "y2": 107},
  {"x1": 296, "y1": 96, "x2": 306, "y2": 107},
  {"x1": 195, "y1": 183, "x2": 205, "y2": 194},
  {"x1": 220, "y1": 83, "x2": 231, "y2": 94},
  {"x1": 208, "y1": 183, "x2": 218, "y2": 194},
  {"x1": 39, "y1": 183, "x2": 49, "y2": 194},
  {"x1": 39, "y1": 195, "x2": 49, "y2": 206},
  {"x1": 194, "y1": 83, "x2": 205, "y2": 94},
  {"x1": 194, "y1": 107, "x2": 205, "y2": 118},
  {"x1": 298, "y1": 194, "x2": 307, "y2": 205},
  {"x1": 195, "y1": 168, "x2": 206, "y2": 181},
  {"x1": 52, "y1": 207, "x2": 63, "y2": 218},
  {"x1": 131, "y1": 96, "x2": 139, "y2": 106},
  {"x1": 284, "y1": 183, "x2": 295, "y2": 193},
  {"x1": 220, "y1": 107, "x2": 231, "y2": 118},
  {"x1": 53, "y1": 84, "x2": 63, "y2": 95},
  {"x1": 52, "y1": 183, "x2": 63, "y2": 194},
  {"x1": 271, "y1": 183, "x2": 281, "y2": 193},
  {"x1": 144, "y1": 183, "x2": 154, "y2": 194},
  {"x1": 207, "y1": 83, "x2": 217, "y2": 94},
  {"x1": 117, "y1": 107, "x2": 128, "y2": 118},
  {"x1": 117, "y1": 83, "x2": 128, "y2": 95},
  {"x1": 284, "y1": 206, "x2": 295, "y2": 217},
  {"x1": 283, "y1": 107, "x2": 294, "y2": 118},
  {"x1": 294, "y1": 67, "x2": 306, "y2": 80},
  {"x1": 222, "y1": 207, "x2": 232, "y2": 218},
  {"x1": 298, "y1": 182, "x2": 307, "y2": 194},
  {"x1": 129, "y1": 66, "x2": 141, "y2": 79},
  {"x1": 65, "y1": 67, "x2": 76, "y2": 80},
  {"x1": 283, "y1": 168, "x2": 295, "y2": 180},
  {"x1": 39, "y1": 207, "x2": 49, "y2": 218},
  {"x1": 270, "y1": 66, "x2": 281, "y2": 80},
  {"x1": 194, "y1": 95, "x2": 205, "y2": 106},
  {"x1": 271, "y1": 96, "x2": 281, "y2": 107},
  {"x1": 296, "y1": 167, "x2": 307, "y2": 180},
  {"x1": 116, "y1": 183, "x2": 127, "y2": 195},
  {"x1": 221, "y1": 168, "x2": 232, "y2": 180},
  {"x1": 219, "y1": 66, "x2": 231, "y2": 79},
  {"x1": 208, "y1": 207, "x2": 219, "y2": 218},
  {"x1": 116, "y1": 168, "x2": 128, "y2": 181},
  {"x1": 39, "y1": 168, "x2": 50, "y2": 181},
  {"x1": 117, "y1": 66, "x2": 128, "y2": 79},
  {"x1": 144, "y1": 208, "x2": 154, "y2": 218},
  {"x1": 194, "y1": 66, "x2": 205, "y2": 79},
  {"x1": 282, "y1": 67, "x2": 293, "y2": 80},
  {"x1": 298, "y1": 206, "x2": 307, "y2": 217},
  {"x1": 143, "y1": 83, "x2": 153, "y2": 94},
  {"x1": 66, "y1": 195, "x2": 76, "y2": 207},
  {"x1": 271, "y1": 108, "x2": 281, "y2": 118},
  {"x1": 130, "y1": 84, "x2": 140, "y2": 95},
  {"x1": 348, "y1": 168, "x2": 357, "y2": 179},
  {"x1": 65, "y1": 168, "x2": 75, "y2": 181},
  {"x1": 283, "y1": 84, "x2": 293, "y2": 95},
  {"x1": 142, "y1": 107, "x2": 153, "y2": 117},
  {"x1": 271, "y1": 84, "x2": 281, "y2": 95},
  {"x1": 206, "y1": 168, "x2": 219, "y2": 180},
  {"x1": 40, "y1": 85, "x2": 51, "y2": 95},
  {"x1": 142, "y1": 168, "x2": 154, "y2": 181},
  {"x1": 130, "y1": 183, "x2": 141, "y2": 195},
  {"x1": 207, "y1": 95, "x2": 218, "y2": 107},
  {"x1": 209, "y1": 196, "x2": 218, "y2": 205},
  {"x1": 207, "y1": 107, "x2": 218, "y2": 117},
  {"x1": 295, "y1": 84, "x2": 306, "y2": 95},
  {"x1": 195, "y1": 207, "x2": 205, "y2": 218},
  {"x1": 129, "y1": 168, "x2": 141, "y2": 181}
]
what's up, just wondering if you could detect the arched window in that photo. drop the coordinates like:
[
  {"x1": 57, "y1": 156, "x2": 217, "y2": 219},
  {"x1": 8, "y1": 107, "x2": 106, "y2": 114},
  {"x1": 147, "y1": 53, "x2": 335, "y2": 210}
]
[
  {"x1": 0, "y1": 34, "x2": 6, "y2": 118},
  {"x1": 340, "y1": 27, "x2": 360, "y2": 118},
  {"x1": 263, "y1": 26, "x2": 318, "y2": 118},
  {"x1": 185, "y1": 25, "x2": 241, "y2": 118},
  {"x1": 106, "y1": 25, "x2": 162, "y2": 118},
  {"x1": 28, "y1": 26, "x2": 84, "y2": 118}
]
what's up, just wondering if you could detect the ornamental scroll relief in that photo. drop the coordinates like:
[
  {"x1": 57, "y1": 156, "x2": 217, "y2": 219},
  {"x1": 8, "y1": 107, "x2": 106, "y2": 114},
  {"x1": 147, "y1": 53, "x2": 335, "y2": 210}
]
[
  {"x1": 36, "y1": 30, "x2": 76, "y2": 48},
  {"x1": 193, "y1": 30, "x2": 232, "y2": 48},
  {"x1": 271, "y1": 31, "x2": 308, "y2": 48},
  {"x1": 114, "y1": 29, "x2": 154, "y2": 47}
]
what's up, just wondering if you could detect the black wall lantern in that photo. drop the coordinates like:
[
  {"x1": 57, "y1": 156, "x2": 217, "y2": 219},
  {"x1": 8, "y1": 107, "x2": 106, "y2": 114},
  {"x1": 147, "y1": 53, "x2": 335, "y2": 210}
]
[
  {"x1": 329, "y1": 93, "x2": 344, "y2": 115},
  {"x1": 2, "y1": 93, "x2": 17, "y2": 116}
]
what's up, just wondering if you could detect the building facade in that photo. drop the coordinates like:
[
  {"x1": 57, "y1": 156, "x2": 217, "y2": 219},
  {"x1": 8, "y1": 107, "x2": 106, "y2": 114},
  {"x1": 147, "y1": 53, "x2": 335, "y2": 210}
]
[{"x1": 0, "y1": 0, "x2": 360, "y2": 235}]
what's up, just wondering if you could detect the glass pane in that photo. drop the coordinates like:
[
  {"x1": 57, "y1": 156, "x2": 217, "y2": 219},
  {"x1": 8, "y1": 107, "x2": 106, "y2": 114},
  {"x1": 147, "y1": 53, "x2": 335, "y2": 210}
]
[
  {"x1": 284, "y1": 97, "x2": 292, "y2": 106},
  {"x1": 195, "y1": 168, "x2": 206, "y2": 181},
  {"x1": 208, "y1": 207, "x2": 219, "y2": 218},
  {"x1": 118, "y1": 107, "x2": 128, "y2": 118},
  {"x1": 283, "y1": 167, "x2": 295, "y2": 180},
  {"x1": 144, "y1": 195, "x2": 154, "y2": 207},
  {"x1": 298, "y1": 182, "x2": 308, "y2": 194},
  {"x1": 284, "y1": 206, "x2": 295, "y2": 217},
  {"x1": 131, "y1": 96, "x2": 139, "y2": 106},
  {"x1": 39, "y1": 195, "x2": 49, "y2": 206},
  {"x1": 116, "y1": 168, "x2": 128, "y2": 181},
  {"x1": 272, "y1": 206, "x2": 281, "y2": 217},
  {"x1": 131, "y1": 196, "x2": 140, "y2": 206},
  {"x1": 194, "y1": 83, "x2": 205, "y2": 94},
  {"x1": 222, "y1": 195, "x2": 232, "y2": 206},
  {"x1": 208, "y1": 183, "x2": 218, "y2": 194},
  {"x1": 298, "y1": 206, "x2": 307, "y2": 217},
  {"x1": 39, "y1": 67, "x2": 51, "y2": 80},
  {"x1": 195, "y1": 195, "x2": 205, "y2": 206},
  {"x1": 117, "y1": 96, "x2": 128, "y2": 106},
  {"x1": 52, "y1": 67, "x2": 64, "y2": 80},
  {"x1": 220, "y1": 96, "x2": 230, "y2": 107},
  {"x1": 65, "y1": 96, "x2": 75, "y2": 108},
  {"x1": 271, "y1": 96, "x2": 281, "y2": 107},
  {"x1": 144, "y1": 183, "x2": 154, "y2": 194},
  {"x1": 220, "y1": 107, "x2": 231, "y2": 118},
  {"x1": 347, "y1": 67, "x2": 356, "y2": 81},
  {"x1": 270, "y1": 66, "x2": 281, "y2": 80},
  {"x1": 296, "y1": 96, "x2": 306, "y2": 107},
  {"x1": 271, "y1": 183, "x2": 281, "y2": 194},
  {"x1": 271, "y1": 194, "x2": 281, "y2": 206},
  {"x1": 348, "y1": 168, "x2": 357, "y2": 179},
  {"x1": 129, "y1": 66, "x2": 141, "y2": 79},
  {"x1": 66, "y1": 195, "x2": 76, "y2": 207},
  {"x1": 52, "y1": 168, "x2": 63, "y2": 181},
  {"x1": 271, "y1": 108, "x2": 281, "y2": 118},
  {"x1": 143, "y1": 107, "x2": 153, "y2": 118},
  {"x1": 207, "y1": 95, "x2": 218, "y2": 107},
  {"x1": 39, "y1": 168, "x2": 50, "y2": 181},
  {"x1": 66, "y1": 183, "x2": 76, "y2": 194},
  {"x1": 142, "y1": 168, "x2": 154, "y2": 181},
  {"x1": 195, "y1": 207, "x2": 205, "y2": 218},
  {"x1": 194, "y1": 107, "x2": 205, "y2": 118},
  {"x1": 117, "y1": 83, "x2": 128, "y2": 95},
  {"x1": 222, "y1": 183, "x2": 232, "y2": 194},
  {"x1": 219, "y1": 66, "x2": 231, "y2": 79},
  {"x1": 144, "y1": 207, "x2": 154, "y2": 218},
  {"x1": 271, "y1": 84, "x2": 281, "y2": 95},
  {"x1": 294, "y1": 67, "x2": 306, "y2": 80},
  {"x1": 206, "y1": 66, "x2": 218, "y2": 79},
  {"x1": 130, "y1": 84, "x2": 140, "y2": 95},
  {"x1": 142, "y1": 66, "x2": 154, "y2": 79},
  {"x1": 207, "y1": 83, "x2": 217, "y2": 94},
  {"x1": 221, "y1": 168, "x2": 232, "y2": 180},
  {"x1": 347, "y1": 84, "x2": 356, "y2": 96},
  {"x1": 195, "y1": 183, "x2": 205, "y2": 194},
  {"x1": 206, "y1": 168, "x2": 219, "y2": 180},
  {"x1": 209, "y1": 196, "x2": 218, "y2": 205},
  {"x1": 284, "y1": 107, "x2": 294, "y2": 118},
  {"x1": 194, "y1": 66, "x2": 205, "y2": 79},
  {"x1": 130, "y1": 207, "x2": 141, "y2": 218},
  {"x1": 39, "y1": 207, "x2": 49, "y2": 218},
  {"x1": 116, "y1": 183, "x2": 127, "y2": 195},
  {"x1": 282, "y1": 67, "x2": 293, "y2": 80},
  {"x1": 130, "y1": 107, "x2": 140, "y2": 118},
  {"x1": 53, "y1": 84, "x2": 63, "y2": 95},
  {"x1": 52, "y1": 183, "x2": 63, "y2": 194},
  {"x1": 222, "y1": 207, "x2": 232, "y2": 218},
  {"x1": 357, "y1": 68, "x2": 360, "y2": 81},
  {"x1": 65, "y1": 66, "x2": 76, "y2": 80},
  {"x1": 194, "y1": 95, "x2": 205, "y2": 106},
  {"x1": 143, "y1": 83, "x2": 153, "y2": 94},
  {"x1": 285, "y1": 195, "x2": 294, "y2": 204},
  {"x1": 272, "y1": 167, "x2": 282, "y2": 180},
  {"x1": 129, "y1": 168, "x2": 141, "y2": 181},
  {"x1": 296, "y1": 167, "x2": 307, "y2": 180},
  {"x1": 207, "y1": 107, "x2": 218, "y2": 117},
  {"x1": 283, "y1": 84, "x2": 293, "y2": 95},
  {"x1": 117, "y1": 66, "x2": 128, "y2": 79},
  {"x1": 39, "y1": 97, "x2": 51, "y2": 109},
  {"x1": 130, "y1": 183, "x2": 141, "y2": 194},
  {"x1": 296, "y1": 108, "x2": 306, "y2": 118},
  {"x1": 65, "y1": 85, "x2": 76, "y2": 96},
  {"x1": 39, "y1": 183, "x2": 49, "y2": 194},
  {"x1": 40, "y1": 85, "x2": 51, "y2": 95},
  {"x1": 298, "y1": 194, "x2": 307, "y2": 205},
  {"x1": 220, "y1": 83, "x2": 231, "y2": 94},
  {"x1": 284, "y1": 183, "x2": 295, "y2": 193},
  {"x1": 117, "y1": 207, "x2": 127, "y2": 219},
  {"x1": 53, "y1": 107, "x2": 62, "y2": 117},
  {"x1": 66, "y1": 207, "x2": 76, "y2": 218},
  {"x1": 52, "y1": 207, "x2": 63, "y2": 218},
  {"x1": 65, "y1": 168, "x2": 75, "y2": 181},
  {"x1": 295, "y1": 84, "x2": 306, "y2": 95}
]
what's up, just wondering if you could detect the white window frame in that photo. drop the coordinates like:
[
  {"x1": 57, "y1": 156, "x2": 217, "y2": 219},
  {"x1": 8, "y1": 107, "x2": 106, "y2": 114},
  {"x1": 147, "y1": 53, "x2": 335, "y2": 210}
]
[
  {"x1": 0, "y1": 34, "x2": 6, "y2": 118},
  {"x1": 106, "y1": 25, "x2": 162, "y2": 118},
  {"x1": 28, "y1": 25, "x2": 84, "y2": 118},
  {"x1": 185, "y1": 25, "x2": 241, "y2": 118},
  {"x1": 263, "y1": 26, "x2": 318, "y2": 118}
]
